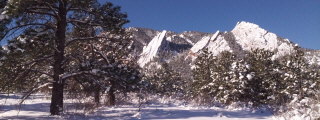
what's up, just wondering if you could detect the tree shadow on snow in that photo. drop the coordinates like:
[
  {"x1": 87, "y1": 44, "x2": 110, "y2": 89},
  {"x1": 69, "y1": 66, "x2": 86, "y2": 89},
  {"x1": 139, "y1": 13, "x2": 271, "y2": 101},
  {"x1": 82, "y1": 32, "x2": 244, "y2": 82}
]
[
  {"x1": 64, "y1": 105, "x2": 272, "y2": 120},
  {"x1": 1, "y1": 102, "x2": 272, "y2": 120}
]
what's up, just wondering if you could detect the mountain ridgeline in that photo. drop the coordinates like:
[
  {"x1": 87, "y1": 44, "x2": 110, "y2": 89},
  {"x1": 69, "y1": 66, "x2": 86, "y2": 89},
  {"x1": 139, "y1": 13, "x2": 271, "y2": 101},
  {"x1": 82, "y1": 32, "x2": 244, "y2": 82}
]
[{"x1": 127, "y1": 21, "x2": 320, "y2": 68}]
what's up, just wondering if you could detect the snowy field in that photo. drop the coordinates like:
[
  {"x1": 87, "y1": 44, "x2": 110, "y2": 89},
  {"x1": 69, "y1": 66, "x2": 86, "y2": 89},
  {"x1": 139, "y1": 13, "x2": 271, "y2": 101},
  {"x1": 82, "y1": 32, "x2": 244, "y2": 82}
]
[{"x1": 0, "y1": 94, "x2": 275, "y2": 120}]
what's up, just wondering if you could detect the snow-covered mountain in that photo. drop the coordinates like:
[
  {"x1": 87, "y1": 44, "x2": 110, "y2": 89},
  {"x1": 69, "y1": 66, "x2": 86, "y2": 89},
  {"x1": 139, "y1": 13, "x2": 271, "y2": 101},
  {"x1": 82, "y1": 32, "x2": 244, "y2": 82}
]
[{"x1": 127, "y1": 21, "x2": 320, "y2": 67}]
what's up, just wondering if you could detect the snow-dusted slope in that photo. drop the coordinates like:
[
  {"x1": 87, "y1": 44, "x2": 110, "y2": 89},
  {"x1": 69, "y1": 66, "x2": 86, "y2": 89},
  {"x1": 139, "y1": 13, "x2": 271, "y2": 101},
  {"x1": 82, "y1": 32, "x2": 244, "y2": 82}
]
[{"x1": 138, "y1": 30, "x2": 167, "y2": 67}]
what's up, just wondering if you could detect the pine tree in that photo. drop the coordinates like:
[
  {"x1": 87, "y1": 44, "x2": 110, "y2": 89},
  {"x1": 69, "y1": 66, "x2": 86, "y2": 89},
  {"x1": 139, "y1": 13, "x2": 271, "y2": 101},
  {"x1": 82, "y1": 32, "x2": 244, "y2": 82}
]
[
  {"x1": 143, "y1": 60, "x2": 183, "y2": 96},
  {"x1": 242, "y1": 49, "x2": 276, "y2": 106},
  {"x1": 279, "y1": 46, "x2": 319, "y2": 101},
  {"x1": 0, "y1": 0, "x2": 9, "y2": 39},
  {"x1": 62, "y1": 27, "x2": 141, "y2": 106},
  {"x1": 192, "y1": 49, "x2": 239, "y2": 104},
  {"x1": 1, "y1": 0, "x2": 129, "y2": 115},
  {"x1": 207, "y1": 51, "x2": 236, "y2": 104},
  {"x1": 266, "y1": 58, "x2": 288, "y2": 106},
  {"x1": 0, "y1": 27, "x2": 55, "y2": 92},
  {"x1": 191, "y1": 48, "x2": 216, "y2": 103},
  {"x1": 229, "y1": 59, "x2": 250, "y2": 103},
  {"x1": 167, "y1": 52, "x2": 192, "y2": 98}
]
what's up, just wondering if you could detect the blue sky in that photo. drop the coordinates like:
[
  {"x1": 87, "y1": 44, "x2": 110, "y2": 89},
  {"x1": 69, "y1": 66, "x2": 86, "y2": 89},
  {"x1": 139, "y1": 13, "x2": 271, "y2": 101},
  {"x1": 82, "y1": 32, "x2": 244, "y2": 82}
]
[{"x1": 106, "y1": 0, "x2": 320, "y2": 50}]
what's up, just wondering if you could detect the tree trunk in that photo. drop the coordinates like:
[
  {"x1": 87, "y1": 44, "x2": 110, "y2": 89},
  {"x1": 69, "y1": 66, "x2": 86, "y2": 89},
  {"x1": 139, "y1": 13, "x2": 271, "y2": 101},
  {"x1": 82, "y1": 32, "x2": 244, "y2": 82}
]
[
  {"x1": 50, "y1": 0, "x2": 67, "y2": 115},
  {"x1": 94, "y1": 87, "x2": 100, "y2": 106},
  {"x1": 107, "y1": 81, "x2": 115, "y2": 106},
  {"x1": 50, "y1": 81, "x2": 65, "y2": 115}
]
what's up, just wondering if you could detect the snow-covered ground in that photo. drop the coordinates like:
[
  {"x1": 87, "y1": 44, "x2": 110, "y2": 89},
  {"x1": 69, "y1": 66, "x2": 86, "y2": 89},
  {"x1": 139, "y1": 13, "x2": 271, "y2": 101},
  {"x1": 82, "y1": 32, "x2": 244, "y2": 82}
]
[
  {"x1": 0, "y1": 94, "x2": 274, "y2": 120},
  {"x1": 83, "y1": 105, "x2": 273, "y2": 120}
]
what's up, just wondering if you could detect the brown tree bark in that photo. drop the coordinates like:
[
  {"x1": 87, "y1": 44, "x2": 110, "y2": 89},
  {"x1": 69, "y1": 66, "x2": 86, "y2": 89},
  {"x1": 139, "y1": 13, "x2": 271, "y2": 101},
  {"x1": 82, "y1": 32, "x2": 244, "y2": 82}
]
[
  {"x1": 50, "y1": 0, "x2": 67, "y2": 115},
  {"x1": 94, "y1": 87, "x2": 100, "y2": 106}
]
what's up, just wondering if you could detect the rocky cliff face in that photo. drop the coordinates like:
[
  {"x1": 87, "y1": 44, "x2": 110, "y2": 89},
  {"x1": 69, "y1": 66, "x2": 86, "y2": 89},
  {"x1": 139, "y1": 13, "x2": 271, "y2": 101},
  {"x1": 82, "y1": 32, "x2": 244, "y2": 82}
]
[
  {"x1": 127, "y1": 21, "x2": 320, "y2": 67},
  {"x1": 128, "y1": 27, "x2": 208, "y2": 67},
  {"x1": 137, "y1": 30, "x2": 168, "y2": 67},
  {"x1": 230, "y1": 21, "x2": 294, "y2": 57}
]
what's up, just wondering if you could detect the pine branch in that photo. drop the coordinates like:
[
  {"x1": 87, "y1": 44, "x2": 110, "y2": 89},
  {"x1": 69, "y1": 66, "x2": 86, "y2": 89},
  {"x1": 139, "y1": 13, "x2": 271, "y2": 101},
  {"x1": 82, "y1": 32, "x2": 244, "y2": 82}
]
[
  {"x1": 93, "y1": 46, "x2": 111, "y2": 64},
  {"x1": 18, "y1": 82, "x2": 52, "y2": 115},
  {"x1": 26, "y1": 69, "x2": 53, "y2": 78},
  {"x1": 65, "y1": 36, "x2": 105, "y2": 46},
  {"x1": 25, "y1": 9, "x2": 57, "y2": 18},
  {"x1": 21, "y1": 55, "x2": 53, "y2": 67},
  {"x1": 2, "y1": 23, "x2": 56, "y2": 40},
  {"x1": 67, "y1": 19, "x2": 104, "y2": 27},
  {"x1": 19, "y1": 83, "x2": 52, "y2": 105},
  {"x1": 60, "y1": 70, "x2": 99, "y2": 80},
  {"x1": 68, "y1": 8, "x2": 95, "y2": 15},
  {"x1": 43, "y1": 1, "x2": 60, "y2": 20}
]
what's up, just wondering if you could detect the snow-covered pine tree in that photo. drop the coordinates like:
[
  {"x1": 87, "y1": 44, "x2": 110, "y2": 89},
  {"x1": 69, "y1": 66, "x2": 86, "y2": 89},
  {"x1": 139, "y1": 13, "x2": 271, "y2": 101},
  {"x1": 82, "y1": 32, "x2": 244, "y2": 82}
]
[
  {"x1": 207, "y1": 51, "x2": 237, "y2": 104},
  {"x1": 0, "y1": 0, "x2": 5, "y2": 12},
  {"x1": 62, "y1": 20, "x2": 141, "y2": 106},
  {"x1": 265, "y1": 58, "x2": 289, "y2": 106},
  {"x1": 143, "y1": 59, "x2": 183, "y2": 96},
  {"x1": 0, "y1": 28, "x2": 54, "y2": 92},
  {"x1": 192, "y1": 50, "x2": 247, "y2": 105},
  {"x1": 1, "y1": 0, "x2": 129, "y2": 115},
  {"x1": 276, "y1": 46, "x2": 320, "y2": 119},
  {"x1": 0, "y1": 0, "x2": 9, "y2": 38},
  {"x1": 279, "y1": 45, "x2": 319, "y2": 101},
  {"x1": 229, "y1": 58, "x2": 250, "y2": 104},
  {"x1": 191, "y1": 48, "x2": 216, "y2": 104},
  {"x1": 167, "y1": 52, "x2": 192, "y2": 98},
  {"x1": 242, "y1": 49, "x2": 276, "y2": 106}
]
